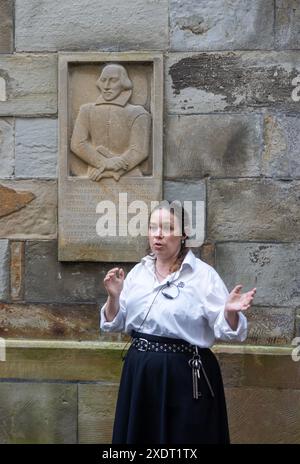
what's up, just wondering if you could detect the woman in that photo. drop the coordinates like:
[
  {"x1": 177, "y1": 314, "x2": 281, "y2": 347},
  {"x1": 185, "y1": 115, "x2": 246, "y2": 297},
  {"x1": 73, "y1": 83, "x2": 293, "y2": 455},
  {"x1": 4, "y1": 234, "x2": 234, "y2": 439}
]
[{"x1": 100, "y1": 202, "x2": 256, "y2": 444}]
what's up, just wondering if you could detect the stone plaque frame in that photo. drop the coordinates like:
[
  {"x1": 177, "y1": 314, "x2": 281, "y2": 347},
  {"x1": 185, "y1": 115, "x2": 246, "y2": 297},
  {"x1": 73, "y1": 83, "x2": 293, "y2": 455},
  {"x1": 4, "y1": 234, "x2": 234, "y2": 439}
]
[{"x1": 58, "y1": 52, "x2": 163, "y2": 262}]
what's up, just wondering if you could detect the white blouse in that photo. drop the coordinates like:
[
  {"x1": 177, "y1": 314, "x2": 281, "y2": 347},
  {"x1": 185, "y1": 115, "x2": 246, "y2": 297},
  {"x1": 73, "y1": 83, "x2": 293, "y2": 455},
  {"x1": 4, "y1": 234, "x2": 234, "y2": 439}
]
[{"x1": 100, "y1": 249, "x2": 247, "y2": 347}]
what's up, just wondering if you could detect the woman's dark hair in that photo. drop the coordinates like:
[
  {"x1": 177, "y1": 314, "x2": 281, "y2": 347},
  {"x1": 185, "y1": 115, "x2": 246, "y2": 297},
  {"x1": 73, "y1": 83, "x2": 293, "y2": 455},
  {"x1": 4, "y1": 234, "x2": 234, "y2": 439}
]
[{"x1": 146, "y1": 200, "x2": 191, "y2": 273}]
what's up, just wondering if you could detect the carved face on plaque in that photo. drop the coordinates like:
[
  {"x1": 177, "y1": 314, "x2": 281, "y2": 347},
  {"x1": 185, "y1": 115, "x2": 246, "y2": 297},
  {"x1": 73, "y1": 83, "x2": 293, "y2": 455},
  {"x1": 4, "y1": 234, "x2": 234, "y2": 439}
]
[{"x1": 96, "y1": 64, "x2": 132, "y2": 101}]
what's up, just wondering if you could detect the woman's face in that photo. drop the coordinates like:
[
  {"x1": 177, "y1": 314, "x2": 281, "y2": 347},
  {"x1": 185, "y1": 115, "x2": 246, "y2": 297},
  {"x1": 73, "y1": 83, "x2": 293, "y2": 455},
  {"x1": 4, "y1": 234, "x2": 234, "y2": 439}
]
[{"x1": 148, "y1": 208, "x2": 183, "y2": 260}]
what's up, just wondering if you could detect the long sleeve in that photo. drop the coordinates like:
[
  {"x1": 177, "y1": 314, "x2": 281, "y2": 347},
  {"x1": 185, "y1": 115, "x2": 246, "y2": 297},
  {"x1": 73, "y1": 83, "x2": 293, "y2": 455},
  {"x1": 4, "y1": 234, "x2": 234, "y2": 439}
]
[
  {"x1": 202, "y1": 269, "x2": 248, "y2": 342},
  {"x1": 99, "y1": 268, "x2": 133, "y2": 333}
]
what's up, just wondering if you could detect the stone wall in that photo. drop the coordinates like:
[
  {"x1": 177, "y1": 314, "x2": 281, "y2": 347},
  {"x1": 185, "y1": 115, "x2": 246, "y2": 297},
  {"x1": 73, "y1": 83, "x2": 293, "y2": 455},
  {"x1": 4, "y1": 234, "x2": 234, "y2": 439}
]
[{"x1": 0, "y1": 0, "x2": 299, "y2": 444}]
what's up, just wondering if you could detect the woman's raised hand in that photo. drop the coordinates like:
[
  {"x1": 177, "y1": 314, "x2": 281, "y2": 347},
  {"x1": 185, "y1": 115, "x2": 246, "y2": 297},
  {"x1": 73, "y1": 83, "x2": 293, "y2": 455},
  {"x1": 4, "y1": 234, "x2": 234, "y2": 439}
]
[
  {"x1": 225, "y1": 285, "x2": 256, "y2": 313},
  {"x1": 103, "y1": 267, "x2": 125, "y2": 298}
]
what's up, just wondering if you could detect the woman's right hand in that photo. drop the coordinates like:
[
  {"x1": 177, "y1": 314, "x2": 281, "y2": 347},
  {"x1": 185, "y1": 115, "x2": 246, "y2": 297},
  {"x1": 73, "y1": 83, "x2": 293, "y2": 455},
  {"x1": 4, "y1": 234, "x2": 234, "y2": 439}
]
[{"x1": 103, "y1": 267, "x2": 125, "y2": 298}]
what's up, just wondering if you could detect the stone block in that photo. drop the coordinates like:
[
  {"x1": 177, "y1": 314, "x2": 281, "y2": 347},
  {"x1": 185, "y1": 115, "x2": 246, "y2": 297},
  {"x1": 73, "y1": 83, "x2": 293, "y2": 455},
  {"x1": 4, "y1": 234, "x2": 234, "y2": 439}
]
[
  {"x1": 0, "y1": 118, "x2": 14, "y2": 178},
  {"x1": 0, "y1": 382, "x2": 77, "y2": 444},
  {"x1": 0, "y1": 0, "x2": 13, "y2": 53},
  {"x1": 208, "y1": 179, "x2": 300, "y2": 241},
  {"x1": 166, "y1": 51, "x2": 300, "y2": 114},
  {"x1": 275, "y1": 0, "x2": 300, "y2": 49},
  {"x1": 0, "y1": 54, "x2": 57, "y2": 116},
  {"x1": 25, "y1": 240, "x2": 134, "y2": 303},
  {"x1": 165, "y1": 114, "x2": 262, "y2": 178},
  {"x1": 15, "y1": 118, "x2": 57, "y2": 178},
  {"x1": 0, "y1": 239, "x2": 9, "y2": 301},
  {"x1": 170, "y1": 0, "x2": 274, "y2": 51},
  {"x1": 262, "y1": 113, "x2": 300, "y2": 178},
  {"x1": 226, "y1": 387, "x2": 300, "y2": 443},
  {"x1": 246, "y1": 306, "x2": 295, "y2": 345},
  {"x1": 15, "y1": 0, "x2": 168, "y2": 52},
  {"x1": 0, "y1": 302, "x2": 100, "y2": 340},
  {"x1": 78, "y1": 383, "x2": 119, "y2": 444},
  {"x1": 0, "y1": 341, "x2": 124, "y2": 382},
  {"x1": 216, "y1": 243, "x2": 300, "y2": 307},
  {"x1": 0, "y1": 180, "x2": 57, "y2": 239}
]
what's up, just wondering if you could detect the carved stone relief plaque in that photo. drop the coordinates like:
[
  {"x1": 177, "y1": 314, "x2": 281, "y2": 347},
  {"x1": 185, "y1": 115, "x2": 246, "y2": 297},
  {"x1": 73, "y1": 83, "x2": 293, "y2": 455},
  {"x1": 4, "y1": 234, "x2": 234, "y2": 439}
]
[{"x1": 58, "y1": 53, "x2": 163, "y2": 261}]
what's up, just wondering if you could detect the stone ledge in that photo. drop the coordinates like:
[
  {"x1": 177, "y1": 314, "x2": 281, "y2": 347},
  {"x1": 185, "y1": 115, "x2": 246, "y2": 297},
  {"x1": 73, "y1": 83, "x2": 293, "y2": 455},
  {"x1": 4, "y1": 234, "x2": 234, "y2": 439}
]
[{"x1": 1, "y1": 338, "x2": 294, "y2": 355}]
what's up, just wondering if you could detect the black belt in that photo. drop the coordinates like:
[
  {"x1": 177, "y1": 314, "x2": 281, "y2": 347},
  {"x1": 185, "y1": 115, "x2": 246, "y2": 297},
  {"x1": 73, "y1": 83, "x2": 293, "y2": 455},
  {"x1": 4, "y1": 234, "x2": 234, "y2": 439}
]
[
  {"x1": 132, "y1": 337, "x2": 195, "y2": 354},
  {"x1": 131, "y1": 334, "x2": 215, "y2": 400}
]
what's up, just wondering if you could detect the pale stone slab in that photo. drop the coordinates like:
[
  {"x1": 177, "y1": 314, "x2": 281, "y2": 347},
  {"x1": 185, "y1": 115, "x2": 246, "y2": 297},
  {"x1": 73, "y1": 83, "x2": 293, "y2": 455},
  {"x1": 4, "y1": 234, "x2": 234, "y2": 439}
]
[
  {"x1": 15, "y1": 118, "x2": 57, "y2": 178},
  {"x1": 0, "y1": 239, "x2": 9, "y2": 300},
  {"x1": 262, "y1": 113, "x2": 300, "y2": 178},
  {"x1": 208, "y1": 179, "x2": 300, "y2": 241},
  {"x1": 15, "y1": 0, "x2": 168, "y2": 52},
  {"x1": 0, "y1": 0, "x2": 13, "y2": 53},
  {"x1": 0, "y1": 383, "x2": 77, "y2": 444},
  {"x1": 275, "y1": 0, "x2": 300, "y2": 49},
  {"x1": 0, "y1": 77, "x2": 6, "y2": 101},
  {"x1": 226, "y1": 387, "x2": 300, "y2": 443},
  {"x1": 0, "y1": 180, "x2": 57, "y2": 239},
  {"x1": 216, "y1": 243, "x2": 300, "y2": 307},
  {"x1": 0, "y1": 118, "x2": 14, "y2": 177},
  {"x1": 0, "y1": 54, "x2": 57, "y2": 116},
  {"x1": 166, "y1": 51, "x2": 300, "y2": 114},
  {"x1": 170, "y1": 0, "x2": 274, "y2": 51},
  {"x1": 78, "y1": 383, "x2": 119, "y2": 444},
  {"x1": 165, "y1": 114, "x2": 262, "y2": 178}
]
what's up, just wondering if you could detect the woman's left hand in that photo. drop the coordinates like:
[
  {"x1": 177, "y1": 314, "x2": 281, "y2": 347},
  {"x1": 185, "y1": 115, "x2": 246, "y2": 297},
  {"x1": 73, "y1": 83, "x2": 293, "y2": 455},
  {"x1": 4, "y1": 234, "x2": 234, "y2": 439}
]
[{"x1": 225, "y1": 285, "x2": 256, "y2": 313}]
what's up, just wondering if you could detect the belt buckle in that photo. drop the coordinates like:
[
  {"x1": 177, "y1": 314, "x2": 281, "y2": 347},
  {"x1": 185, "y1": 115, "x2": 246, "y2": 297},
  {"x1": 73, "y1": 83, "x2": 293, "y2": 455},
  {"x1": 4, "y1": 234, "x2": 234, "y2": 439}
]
[{"x1": 137, "y1": 338, "x2": 149, "y2": 351}]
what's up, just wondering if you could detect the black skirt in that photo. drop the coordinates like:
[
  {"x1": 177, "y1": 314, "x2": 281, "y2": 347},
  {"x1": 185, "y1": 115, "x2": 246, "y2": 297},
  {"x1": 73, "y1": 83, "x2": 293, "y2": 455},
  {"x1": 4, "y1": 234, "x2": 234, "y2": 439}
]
[{"x1": 112, "y1": 330, "x2": 230, "y2": 444}]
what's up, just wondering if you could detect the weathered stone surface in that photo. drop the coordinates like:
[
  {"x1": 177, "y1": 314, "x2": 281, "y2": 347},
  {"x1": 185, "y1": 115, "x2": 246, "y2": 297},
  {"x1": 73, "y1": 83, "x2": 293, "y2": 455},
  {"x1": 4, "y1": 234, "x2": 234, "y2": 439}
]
[
  {"x1": 0, "y1": 54, "x2": 57, "y2": 116},
  {"x1": 170, "y1": 0, "x2": 274, "y2": 51},
  {"x1": 217, "y1": 346, "x2": 300, "y2": 390},
  {"x1": 275, "y1": 0, "x2": 300, "y2": 49},
  {"x1": 78, "y1": 383, "x2": 119, "y2": 444},
  {"x1": 0, "y1": 180, "x2": 57, "y2": 239},
  {"x1": 0, "y1": 184, "x2": 35, "y2": 219},
  {"x1": 10, "y1": 241, "x2": 24, "y2": 301},
  {"x1": 0, "y1": 302, "x2": 101, "y2": 340},
  {"x1": 246, "y1": 306, "x2": 295, "y2": 345},
  {"x1": 25, "y1": 240, "x2": 134, "y2": 303},
  {"x1": 0, "y1": 341, "x2": 124, "y2": 382},
  {"x1": 15, "y1": 0, "x2": 168, "y2": 52},
  {"x1": 216, "y1": 243, "x2": 300, "y2": 307},
  {"x1": 0, "y1": 240, "x2": 9, "y2": 301},
  {"x1": 166, "y1": 52, "x2": 300, "y2": 114},
  {"x1": 226, "y1": 387, "x2": 300, "y2": 443},
  {"x1": 15, "y1": 118, "x2": 58, "y2": 178},
  {"x1": 0, "y1": 118, "x2": 14, "y2": 178},
  {"x1": 0, "y1": 382, "x2": 77, "y2": 444},
  {"x1": 0, "y1": 0, "x2": 13, "y2": 53},
  {"x1": 262, "y1": 113, "x2": 300, "y2": 178},
  {"x1": 200, "y1": 242, "x2": 215, "y2": 267},
  {"x1": 165, "y1": 114, "x2": 262, "y2": 178},
  {"x1": 208, "y1": 179, "x2": 300, "y2": 241}
]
